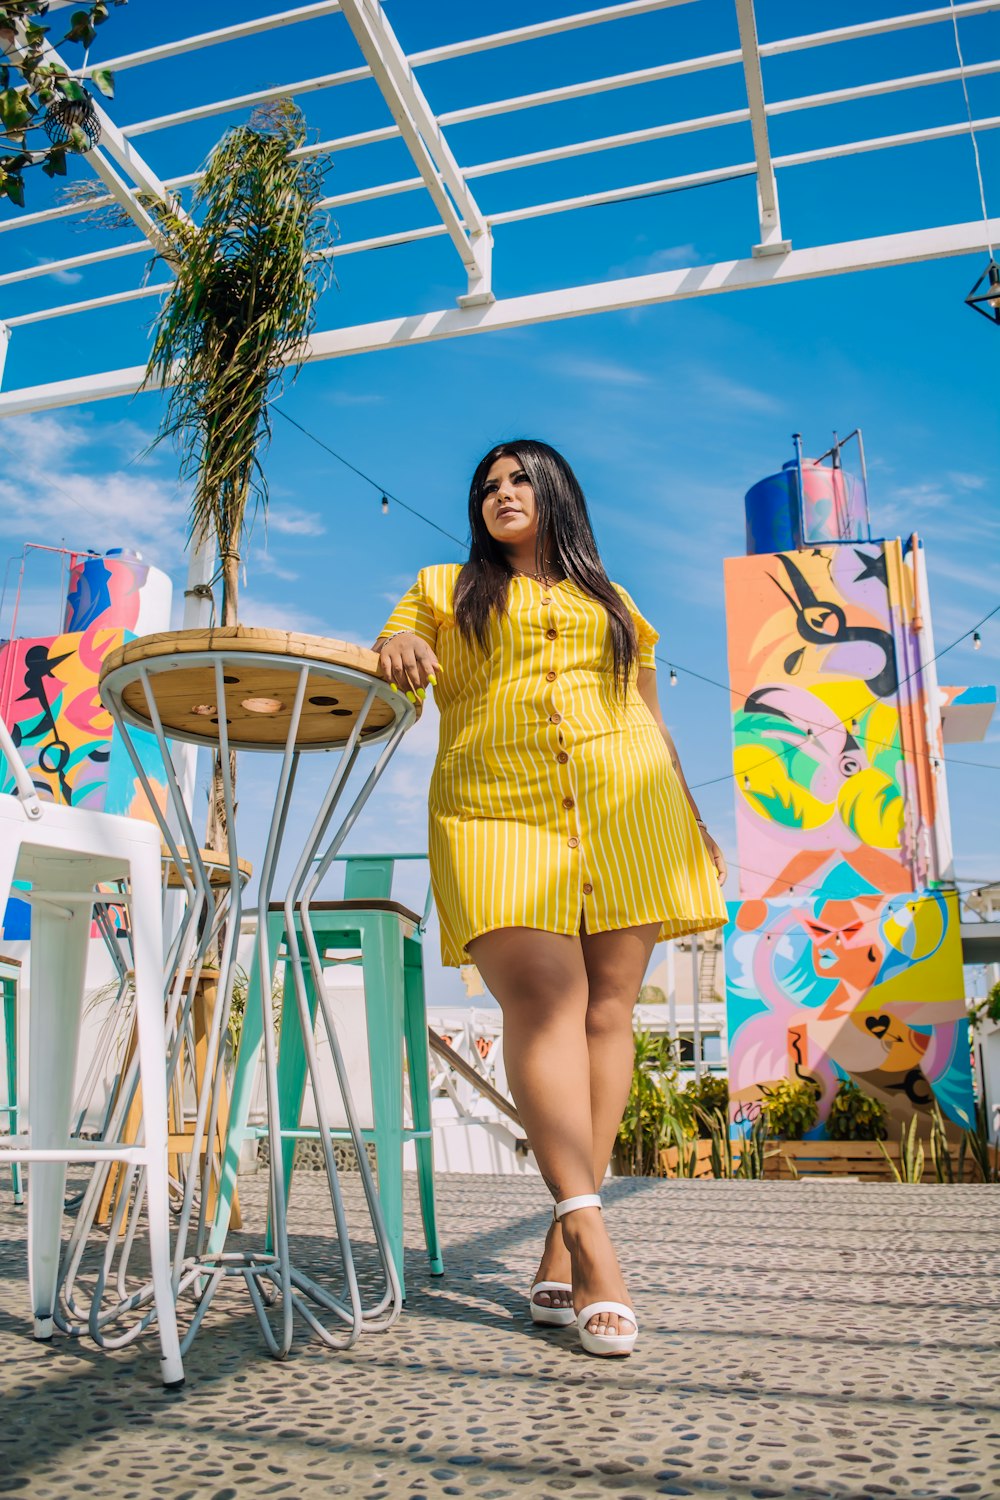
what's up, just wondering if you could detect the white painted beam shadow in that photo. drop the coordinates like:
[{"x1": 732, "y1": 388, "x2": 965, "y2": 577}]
[{"x1": 2, "y1": 217, "x2": 997, "y2": 419}]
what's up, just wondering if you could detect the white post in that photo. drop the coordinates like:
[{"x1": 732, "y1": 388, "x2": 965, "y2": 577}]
[
  {"x1": 691, "y1": 931, "x2": 702, "y2": 1080},
  {"x1": 666, "y1": 939, "x2": 677, "y2": 1044},
  {"x1": 734, "y1": 0, "x2": 791, "y2": 257},
  {"x1": 0, "y1": 322, "x2": 9, "y2": 388},
  {"x1": 171, "y1": 532, "x2": 216, "y2": 828}
]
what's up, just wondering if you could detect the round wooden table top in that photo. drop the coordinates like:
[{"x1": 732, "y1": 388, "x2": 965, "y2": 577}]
[
  {"x1": 99, "y1": 626, "x2": 404, "y2": 750},
  {"x1": 162, "y1": 844, "x2": 254, "y2": 889}
]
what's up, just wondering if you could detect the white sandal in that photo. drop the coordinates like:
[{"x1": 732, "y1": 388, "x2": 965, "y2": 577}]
[
  {"x1": 528, "y1": 1280, "x2": 575, "y2": 1327},
  {"x1": 553, "y1": 1194, "x2": 639, "y2": 1358}
]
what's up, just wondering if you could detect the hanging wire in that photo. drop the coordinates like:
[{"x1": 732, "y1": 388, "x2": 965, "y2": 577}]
[
  {"x1": 270, "y1": 404, "x2": 998, "y2": 779},
  {"x1": 950, "y1": 0, "x2": 995, "y2": 257},
  {"x1": 272, "y1": 405, "x2": 466, "y2": 549}
]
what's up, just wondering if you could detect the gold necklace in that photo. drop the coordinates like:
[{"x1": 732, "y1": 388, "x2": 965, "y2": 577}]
[{"x1": 513, "y1": 562, "x2": 560, "y2": 586}]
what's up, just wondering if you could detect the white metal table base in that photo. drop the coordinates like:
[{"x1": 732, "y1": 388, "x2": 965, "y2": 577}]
[{"x1": 84, "y1": 649, "x2": 412, "y2": 1357}]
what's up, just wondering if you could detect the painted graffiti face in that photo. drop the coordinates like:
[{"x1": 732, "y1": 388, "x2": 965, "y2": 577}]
[{"x1": 802, "y1": 898, "x2": 884, "y2": 1015}]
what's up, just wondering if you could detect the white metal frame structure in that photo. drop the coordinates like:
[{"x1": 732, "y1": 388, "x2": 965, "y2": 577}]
[{"x1": 1, "y1": 0, "x2": 999, "y2": 412}]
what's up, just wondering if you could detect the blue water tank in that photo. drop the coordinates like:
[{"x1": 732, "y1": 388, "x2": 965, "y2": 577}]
[
  {"x1": 745, "y1": 458, "x2": 869, "y2": 556},
  {"x1": 745, "y1": 461, "x2": 800, "y2": 555}
]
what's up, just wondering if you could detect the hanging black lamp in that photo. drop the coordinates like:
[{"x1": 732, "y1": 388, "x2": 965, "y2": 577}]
[
  {"x1": 965, "y1": 259, "x2": 1000, "y2": 325},
  {"x1": 43, "y1": 95, "x2": 101, "y2": 153}
]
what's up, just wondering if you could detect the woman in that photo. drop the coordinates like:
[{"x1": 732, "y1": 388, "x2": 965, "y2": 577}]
[{"x1": 374, "y1": 440, "x2": 727, "y2": 1357}]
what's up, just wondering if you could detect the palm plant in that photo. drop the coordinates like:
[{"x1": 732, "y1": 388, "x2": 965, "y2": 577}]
[
  {"x1": 142, "y1": 100, "x2": 330, "y2": 849},
  {"x1": 145, "y1": 99, "x2": 330, "y2": 630},
  {"x1": 615, "y1": 1030, "x2": 694, "y2": 1176}
]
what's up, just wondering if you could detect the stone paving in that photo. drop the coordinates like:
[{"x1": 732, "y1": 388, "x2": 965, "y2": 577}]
[{"x1": 1, "y1": 1171, "x2": 999, "y2": 1499}]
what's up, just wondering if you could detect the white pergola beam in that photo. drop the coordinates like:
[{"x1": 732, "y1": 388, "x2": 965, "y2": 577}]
[
  {"x1": 121, "y1": 65, "x2": 370, "y2": 138},
  {"x1": 438, "y1": 51, "x2": 741, "y2": 126},
  {"x1": 8, "y1": 112, "x2": 1000, "y2": 327},
  {"x1": 0, "y1": 23, "x2": 184, "y2": 259},
  {"x1": 5, "y1": 281, "x2": 174, "y2": 328},
  {"x1": 0, "y1": 239, "x2": 148, "y2": 287},
  {"x1": 3, "y1": 217, "x2": 997, "y2": 417},
  {"x1": 734, "y1": 0, "x2": 789, "y2": 256},
  {"x1": 757, "y1": 1, "x2": 1000, "y2": 56},
  {"x1": 81, "y1": 3, "x2": 344, "y2": 74},
  {"x1": 408, "y1": 0, "x2": 698, "y2": 65},
  {"x1": 11, "y1": 48, "x2": 1000, "y2": 241},
  {"x1": 109, "y1": 4, "x2": 1000, "y2": 155},
  {"x1": 76, "y1": 1, "x2": 692, "y2": 82},
  {"x1": 337, "y1": 0, "x2": 493, "y2": 305}
]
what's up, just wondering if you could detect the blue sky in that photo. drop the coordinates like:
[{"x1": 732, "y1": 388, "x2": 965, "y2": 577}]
[{"x1": 1, "y1": 2, "x2": 998, "y2": 1005}]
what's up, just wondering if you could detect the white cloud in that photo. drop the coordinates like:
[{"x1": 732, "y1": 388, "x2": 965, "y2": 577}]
[
  {"x1": 693, "y1": 371, "x2": 784, "y2": 416},
  {"x1": 547, "y1": 354, "x2": 650, "y2": 387},
  {"x1": 262, "y1": 504, "x2": 325, "y2": 537},
  {"x1": 249, "y1": 549, "x2": 298, "y2": 583},
  {"x1": 34, "y1": 257, "x2": 83, "y2": 286},
  {"x1": 607, "y1": 244, "x2": 698, "y2": 278},
  {"x1": 326, "y1": 391, "x2": 386, "y2": 406},
  {"x1": 0, "y1": 413, "x2": 187, "y2": 561},
  {"x1": 235, "y1": 596, "x2": 367, "y2": 640}
]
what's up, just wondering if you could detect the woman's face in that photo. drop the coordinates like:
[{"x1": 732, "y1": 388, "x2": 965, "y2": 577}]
[{"x1": 481, "y1": 454, "x2": 538, "y2": 550}]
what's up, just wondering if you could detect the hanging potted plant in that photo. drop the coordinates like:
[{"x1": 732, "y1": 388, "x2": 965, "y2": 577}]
[{"x1": 136, "y1": 99, "x2": 332, "y2": 849}]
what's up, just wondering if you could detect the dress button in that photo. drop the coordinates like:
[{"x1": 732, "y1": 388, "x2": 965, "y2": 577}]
[
  {"x1": 556, "y1": 751, "x2": 569, "y2": 764},
  {"x1": 549, "y1": 713, "x2": 562, "y2": 725},
  {"x1": 567, "y1": 836, "x2": 580, "y2": 849},
  {"x1": 540, "y1": 597, "x2": 552, "y2": 606},
  {"x1": 562, "y1": 797, "x2": 575, "y2": 810},
  {"x1": 582, "y1": 882, "x2": 593, "y2": 895},
  {"x1": 545, "y1": 628, "x2": 557, "y2": 640},
  {"x1": 546, "y1": 671, "x2": 557, "y2": 682}
]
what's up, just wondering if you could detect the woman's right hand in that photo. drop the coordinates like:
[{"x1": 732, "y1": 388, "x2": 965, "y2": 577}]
[{"x1": 373, "y1": 631, "x2": 441, "y2": 703}]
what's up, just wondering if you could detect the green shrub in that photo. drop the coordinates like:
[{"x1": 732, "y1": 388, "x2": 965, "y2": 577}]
[
  {"x1": 826, "y1": 1078, "x2": 888, "y2": 1141},
  {"x1": 760, "y1": 1078, "x2": 819, "y2": 1140},
  {"x1": 685, "y1": 1074, "x2": 729, "y2": 1134},
  {"x1": 616, "y1": 1030, "x2": 695, "y2": 1176},
  {"x1": 969, "y1": 978, "x2": 1000, "y2": 1031}
]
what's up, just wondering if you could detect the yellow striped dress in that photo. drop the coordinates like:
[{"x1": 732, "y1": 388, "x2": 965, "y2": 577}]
[{"x1": 379, "y1": 563, "x2": 727, "y2": 967}]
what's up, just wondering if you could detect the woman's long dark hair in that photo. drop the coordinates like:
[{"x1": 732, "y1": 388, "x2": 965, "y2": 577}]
[{"x1": 454, "y1": 439, "x2": 637, "y2": 696}]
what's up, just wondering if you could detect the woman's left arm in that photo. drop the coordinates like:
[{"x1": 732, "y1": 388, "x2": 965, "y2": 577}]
[{"x1": 636, "y1": 666, "x2": 727, "y2": 885}]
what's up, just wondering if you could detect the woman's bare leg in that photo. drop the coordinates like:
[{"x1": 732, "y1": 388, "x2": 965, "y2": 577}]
[
  {"x1": 581, "y1": 921, "x2": 662, "y2": 1184},
  {"x1": 541, "y1": 920, "x2": 662, "y2": 1312},
  {"x1": 467, "y1": 925, "x2": 646, "y2": 1335}
]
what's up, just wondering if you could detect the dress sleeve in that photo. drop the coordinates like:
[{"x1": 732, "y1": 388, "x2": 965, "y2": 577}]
[
  {"x1": 377, "y1": 570, "x2": 439, "y2": 651},
  {"x1": 616, "y1": 585, "x2": 660, "y2": 670}
]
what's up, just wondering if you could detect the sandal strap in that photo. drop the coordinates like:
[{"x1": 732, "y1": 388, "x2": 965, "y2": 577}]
[
  {"x1": 529, "y1": 1281, "x2": 573, "y2": 1297},
  {"x1": 576, "y1": 1300, "x2": 637, "y2": 1328},
  {"x1": 553, "y1": 1193, "x2": 602, "y2": 1220}
]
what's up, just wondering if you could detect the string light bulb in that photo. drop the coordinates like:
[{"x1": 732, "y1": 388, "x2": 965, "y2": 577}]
[
  {"x1": 381, "y1": 495, "x2": 389, "y2": 515},
  {"x1": 973, "y1": 630, "x2": 982, "y2": 649},
  {"x1": 669, "y1": 667, "x2": 678, "y2": 686}
]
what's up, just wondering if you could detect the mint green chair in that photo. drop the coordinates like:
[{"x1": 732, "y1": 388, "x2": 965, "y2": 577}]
[
  {"x1": 212, "y1": 854, "x2": 442, "y2": 1298},
  {"x1": 1, "y1": 959, "x2": 23, "y2": 1205}
]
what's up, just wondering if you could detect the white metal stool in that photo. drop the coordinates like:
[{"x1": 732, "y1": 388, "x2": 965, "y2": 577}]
[{"x1": 0, "y1": 715, "x2": 183, "y2": 1388}]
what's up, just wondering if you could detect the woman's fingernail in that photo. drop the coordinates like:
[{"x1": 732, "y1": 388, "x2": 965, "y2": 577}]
[
  {"x1": 427, "y1": 674, "x2": 437, "y2": 686},
  {"x1": 417, "y1": 688, "x2": 426, "y2": 700},
  {"x1": 390, "y1": 682, "x2": 398, "y2": 692},
  {"x1": 405, "y1": 691, "x2": 417, "y2": 703}
]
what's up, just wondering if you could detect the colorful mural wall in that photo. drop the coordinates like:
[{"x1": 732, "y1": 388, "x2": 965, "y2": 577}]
[
  {"x1": 723, "y1": 454, "x2": 984, "y2": 1136},
  {"x1": 0, "y1": 548, "x2": 172, "y2": 941}
]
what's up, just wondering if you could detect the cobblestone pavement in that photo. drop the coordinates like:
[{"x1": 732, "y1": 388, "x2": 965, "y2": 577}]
[{"x1": 1, "y1": 1173, "x2": 998, "y2": 1499}]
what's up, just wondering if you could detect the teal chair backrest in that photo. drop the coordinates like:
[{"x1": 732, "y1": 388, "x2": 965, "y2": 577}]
[
  {"x1": 334, "y1": 854, "x2": 434, "y2": 933},
  {"x1": 342, "y1": 857, "x2": 395, "y2": 903}
]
